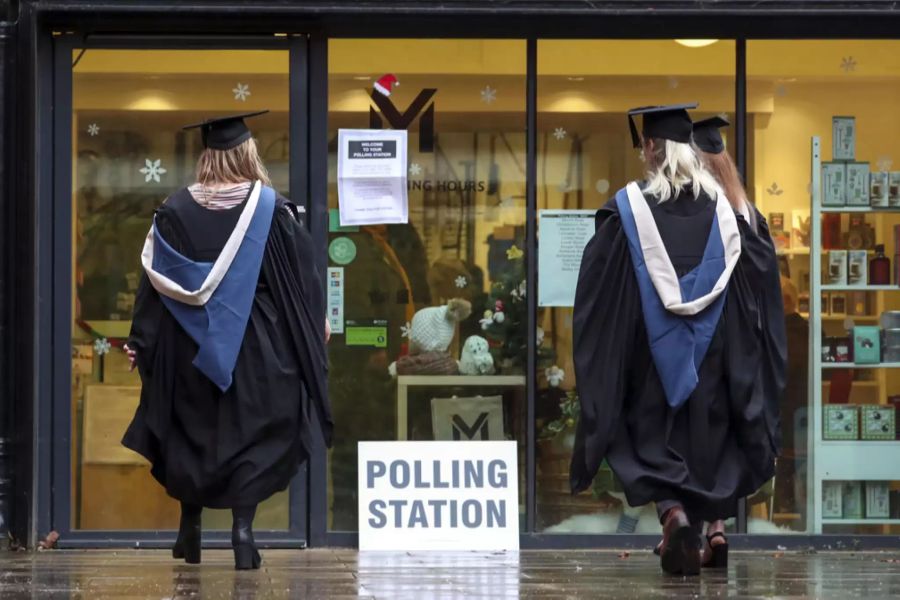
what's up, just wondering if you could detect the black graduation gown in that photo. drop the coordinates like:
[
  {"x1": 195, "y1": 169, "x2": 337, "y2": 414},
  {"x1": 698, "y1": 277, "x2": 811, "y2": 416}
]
[
  {"x1": 122, "y1": 187, "x2": 332, "y2": 509},
  {"x1": 569, "y1": 189, "x2": 786, "y2": 522}
]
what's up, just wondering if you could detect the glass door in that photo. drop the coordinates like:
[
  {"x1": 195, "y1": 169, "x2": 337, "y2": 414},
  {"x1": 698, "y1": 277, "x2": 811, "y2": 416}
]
[{"x1": 53, "y1": 36, "x2": 310, "y2": 546}]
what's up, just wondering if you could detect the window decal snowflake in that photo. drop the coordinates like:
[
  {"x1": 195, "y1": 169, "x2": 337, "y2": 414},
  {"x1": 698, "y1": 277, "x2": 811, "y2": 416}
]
[
  {"x1": 553, "y1": 127, "x2": 567, "y2": 141},
  {"x1": 139, "y1": 159, "x2": 167, "y2": 183},
  {"x1": 455, "y1": 276, "x2": 468, "y2": 289},
  {"x1": 480, "y1": 85, "x2": 497, "y2": 104},
  {"x1": 409, "y1": 163, "x2": 422, "y2": 176},
  {"x1": 87, "y1": 123, "x2": 100, "y2": 137},
  {"x1": 233, "y1": 82, "x2": 251, "y2": 101},
  {"x1": 93, "y1": 338, "x2": 111, "y2": 356}
]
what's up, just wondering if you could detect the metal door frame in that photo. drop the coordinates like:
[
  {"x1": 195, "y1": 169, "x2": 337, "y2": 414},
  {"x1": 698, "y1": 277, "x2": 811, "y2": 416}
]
[{"x1": 45, "y1": 32, "x2": 313, "y2": 548}]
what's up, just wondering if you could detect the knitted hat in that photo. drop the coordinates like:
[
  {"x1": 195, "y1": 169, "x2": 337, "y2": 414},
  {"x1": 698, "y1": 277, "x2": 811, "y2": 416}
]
[
  {"x1": 408, "y1": 299, "x2": 472, "y2": 355},
  {"x1": 374, "y1": 73, "x2": 399, "y2": 97}
]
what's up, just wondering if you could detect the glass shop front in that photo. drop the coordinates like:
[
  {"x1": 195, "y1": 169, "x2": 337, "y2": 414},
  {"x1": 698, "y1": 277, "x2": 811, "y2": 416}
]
[{"x1": 52, "y1": 34, "x2": 900, "y2": 547}]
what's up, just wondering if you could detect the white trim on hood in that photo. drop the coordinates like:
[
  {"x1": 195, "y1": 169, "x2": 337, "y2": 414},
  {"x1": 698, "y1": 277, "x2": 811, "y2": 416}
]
[
  {"x1": 625, "y1": 181, "x2": 741, "y2": 316},
  {"x1": 140, "y1": 180, "x2": 261, "y2": 307}
]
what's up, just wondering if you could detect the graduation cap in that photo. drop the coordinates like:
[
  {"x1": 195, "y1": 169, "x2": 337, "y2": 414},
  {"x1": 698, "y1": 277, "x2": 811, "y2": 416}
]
[
  {"x1": 627, "y1": 103, "x2": 698, "y2": 148},
  {"x1": 183, "y1": 110, "x2": 269, "y2": 150},
  {"x1": 692, "y1": 115, "x2": 729, "y2": 154}
]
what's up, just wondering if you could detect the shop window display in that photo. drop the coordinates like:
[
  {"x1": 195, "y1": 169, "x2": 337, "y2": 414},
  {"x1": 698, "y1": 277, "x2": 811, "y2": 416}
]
[
  {"x1": 749, "y1": 41, "x2": 900, "y2": 534},
  {"x1": 71, "y1": 49, "x2": 291, "y2": 530},
  {"x1": 326, "y1": 40, "x2": 528, "y2": 531}
]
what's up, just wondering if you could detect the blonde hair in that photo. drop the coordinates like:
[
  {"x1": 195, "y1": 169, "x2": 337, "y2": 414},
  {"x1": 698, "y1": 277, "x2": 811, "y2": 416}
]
[
  {"x1": 641, "y1": 138, "x2": 720, "y2": 203},
  {"x1": 195, "y1": 138, "x2": 271, "y2": 187},
  {"x1": 699, "y1": 149, "x2": 753, "y2": 219}
]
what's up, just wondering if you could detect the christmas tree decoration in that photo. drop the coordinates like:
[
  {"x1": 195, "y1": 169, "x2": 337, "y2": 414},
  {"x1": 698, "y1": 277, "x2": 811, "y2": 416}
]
[
  {"x1": 232, "y1": 82, "x2": 251, "y2": 101},
  {"x1": 545, "y1": 365, "x2": 565, "y2": 387},
  {"x1": 506, "y1": 245, "x2": 523, "y2": 260},
  {"x1": 374, "y1": 73, "x2": 399, "y2": 96},
  {"x1": 480, "y1": 85, "x2": 497, "y2": 104},
  {"x1": 400, "y1": 321, "x2": 411, "y2": 338},
  {"x1": 139, "y1": 158, "x2": 167, "y2": 183}
]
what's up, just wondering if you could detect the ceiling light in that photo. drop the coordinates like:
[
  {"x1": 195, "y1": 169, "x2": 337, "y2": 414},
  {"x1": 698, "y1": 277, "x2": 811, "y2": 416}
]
[{"x1": 675, "y1": 39, "x2": 719, "y2": 48}]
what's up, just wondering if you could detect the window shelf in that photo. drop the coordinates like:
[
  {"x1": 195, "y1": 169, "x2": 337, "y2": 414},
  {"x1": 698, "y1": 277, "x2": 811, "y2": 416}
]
[
  {"x1": 821, "y1": 285, "x2": 898, "y2": 291},
  {"x1": 822, "y1": 519, "x2": 900, "y2": 525},
  {"x1": 821, "y1": 206, "x2": 900, "y2": 213},
  {"x1": 822, "y1": 362, "x2": 900, "y2": 369}
]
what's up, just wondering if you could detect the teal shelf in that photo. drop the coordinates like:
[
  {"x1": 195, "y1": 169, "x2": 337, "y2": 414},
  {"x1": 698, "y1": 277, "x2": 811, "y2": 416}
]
[
  {"x1": 822, "y1": 284, "x2": 898, "y2": 291},
  {"x1": 822, "y1": 519, "x2": 900, "y2": 525},
  {"x1": 821, "y1": 206, "x2": 900, "y2": 213},
  {"x1": 821, "y1": 362, "x2": 900, "y2": 369}
]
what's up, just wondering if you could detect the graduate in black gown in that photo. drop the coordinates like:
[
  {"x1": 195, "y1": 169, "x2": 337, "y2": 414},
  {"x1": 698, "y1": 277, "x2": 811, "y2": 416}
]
[
  {"x1": 122, "y1": 112, "x2": 332, "y2": 570},
  {"x1": 570, "y1": 105, "x2": 785, "y2": 576}
]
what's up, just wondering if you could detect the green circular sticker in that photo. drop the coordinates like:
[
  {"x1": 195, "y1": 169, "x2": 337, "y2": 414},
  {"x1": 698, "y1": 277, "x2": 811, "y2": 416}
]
[{"x1": 329, "y1": 236, "x2": 357, "y2": 265}]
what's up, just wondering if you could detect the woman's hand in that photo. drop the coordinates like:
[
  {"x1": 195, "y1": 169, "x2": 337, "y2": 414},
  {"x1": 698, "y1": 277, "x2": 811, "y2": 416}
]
[
  {"x1": 124, "y1": 343, "x2": 137, "y2": 372},
  {"x1": 325, "y1": 317, "x2": 331, "y2": 343}
]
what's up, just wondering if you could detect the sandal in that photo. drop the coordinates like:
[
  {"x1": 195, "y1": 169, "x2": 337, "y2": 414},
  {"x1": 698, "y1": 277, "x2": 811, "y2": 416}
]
[{"x1": 703, "y1": 531, "x2": 728, "y2": 569}]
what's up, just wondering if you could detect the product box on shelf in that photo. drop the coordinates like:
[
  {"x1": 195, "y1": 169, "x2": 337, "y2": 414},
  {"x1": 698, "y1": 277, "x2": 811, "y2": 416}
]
[
  {"x1": 882, "y1": 330, "x2": 900, "y2": 362},
  {"x1": 823, "y1": 481, "x2": 843, "y2": 518},
  {"x1": 890, "y1": 172, "x2": 900, "y2": 207},
  {"x1": 861, "y1": 405, "x2": 896, "y2": 440},
  {"x1": 828, "y1": 250, "x2": 848, "y2": 285},
  {"x1": 833, "y1": 116, "x2": 856, "y2": 161},
  {"x1": 847, "y1": 163, "x2": 870, "y2": 206},
  {"x1": 890, "y1": 395, "x2": 900, "y2": 440},
  {"x1": 871, "y1": 171, "x2": 890, "y2": 207},
  {"x1": 891, "y1": 490, "x2": 900, "y2": 519},
  {"x1": 847, "y1": 291, "x2": 869, "y2": 316},
  {"x1": 830, "y1": 293, "x2": 847, "y2": 316},
  {"x1": 842, "y1": 481, "x2": 864, "y2": 519},
  {"x1": 823, "y1": 162, "x2": 847, "y2": 206},
  {"x1": 768, "y1": 212, "x2": 790, "y2": 252},
  {"x1": 853, "y1": 326, "x2": 881, "y2": 364},
  {"x1": 824, "y1": 404, "x2": 860, "y2": 440},
  {"x1": 848, "y1": 250, "x2": 868, "y2": 285},
  {"x1": 822, "y1": 292, "x2": 831, "y2": 315},
  {"x1": 865, "y1": 482, "x2": 890, "y2": 519}
]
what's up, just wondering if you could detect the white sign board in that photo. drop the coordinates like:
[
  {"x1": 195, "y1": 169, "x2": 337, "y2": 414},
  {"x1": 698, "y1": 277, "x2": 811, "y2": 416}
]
[
  {"x1": 337, "y1": 128, "x2": 408, "y2": 226},
  {"x1": 358, "y1": 441, "x2": 519, "y2": 551},
  {"x1": 538, "y1": 210, "x2": 596, "y2": 307}
]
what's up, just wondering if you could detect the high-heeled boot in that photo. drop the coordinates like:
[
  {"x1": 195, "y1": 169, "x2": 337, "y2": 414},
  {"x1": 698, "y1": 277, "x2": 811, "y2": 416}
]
[
  {"x1": 232, "y1": 505, "x2": 261, "y2": 570},
  {"x1": 172, "y1": 502, "x2": 202, "y2": 564}
]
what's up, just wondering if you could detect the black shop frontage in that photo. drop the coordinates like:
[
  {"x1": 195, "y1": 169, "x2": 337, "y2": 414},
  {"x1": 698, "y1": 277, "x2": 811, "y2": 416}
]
[{"x1": 1, "y1": 0, "x2": 900, "y2": 550}]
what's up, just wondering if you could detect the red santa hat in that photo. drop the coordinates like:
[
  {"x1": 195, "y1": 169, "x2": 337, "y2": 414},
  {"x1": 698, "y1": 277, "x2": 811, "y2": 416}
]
[{"x1": 374, "y1": 73, "x2": 399, "y2": 97}]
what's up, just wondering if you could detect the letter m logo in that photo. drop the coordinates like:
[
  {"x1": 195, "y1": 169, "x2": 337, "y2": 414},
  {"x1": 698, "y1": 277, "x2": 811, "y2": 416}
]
[
  {"x1": 370, "y1": 89, "x2": 437, "y2": 153},
  {"x1": 451, "y1": 412, "x2": 490, "y2": 440}
]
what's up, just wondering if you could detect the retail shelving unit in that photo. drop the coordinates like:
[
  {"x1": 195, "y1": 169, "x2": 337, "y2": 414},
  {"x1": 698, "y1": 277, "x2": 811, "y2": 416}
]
[{"x1": 810, "y1": 136, "x2": 900, "y2": 533}]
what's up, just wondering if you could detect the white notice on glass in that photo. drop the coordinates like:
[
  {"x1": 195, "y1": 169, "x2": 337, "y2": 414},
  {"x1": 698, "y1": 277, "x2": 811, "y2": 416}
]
[
  {"x1": 538, "y1": 210, "x2": 596, "y2": 307},
  {"x1": 338, "y1": 129, "x2": 408, "y2": 226}
]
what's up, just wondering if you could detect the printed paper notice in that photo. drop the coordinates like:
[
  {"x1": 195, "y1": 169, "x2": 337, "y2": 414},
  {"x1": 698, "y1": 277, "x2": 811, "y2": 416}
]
[
  {"x1": 538, "y1": 210, "x2": 596, "y2": 307},
  {"x1": 327, "y1": 267, "x2": 345, "y2": 335},
  {"x1": 338, "y1": 129, "x2": 408, "y2": 226}
]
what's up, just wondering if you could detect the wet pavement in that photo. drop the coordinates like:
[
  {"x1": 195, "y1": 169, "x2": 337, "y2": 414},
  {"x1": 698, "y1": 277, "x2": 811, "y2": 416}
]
[{"x1": 0, "y1": 549, "x2": 899, "y2": 598}]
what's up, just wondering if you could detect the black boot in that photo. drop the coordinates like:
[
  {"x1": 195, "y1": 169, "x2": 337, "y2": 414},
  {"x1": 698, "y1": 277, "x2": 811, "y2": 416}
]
[
  {"x1": 173, "y1": 502, "x2": 202, "y2": 564},
  {"x1": 232, "y1": 505, "x2": 261, "y2": 570}
]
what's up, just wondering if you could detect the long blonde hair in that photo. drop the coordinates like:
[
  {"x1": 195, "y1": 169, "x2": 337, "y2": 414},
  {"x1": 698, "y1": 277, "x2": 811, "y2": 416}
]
[
  {"x1": 641, "y1": 138, "x2": 720, "y2": 203},
  {"x1": 195, "y1": 138, "x2": 271, "y2": 187}
]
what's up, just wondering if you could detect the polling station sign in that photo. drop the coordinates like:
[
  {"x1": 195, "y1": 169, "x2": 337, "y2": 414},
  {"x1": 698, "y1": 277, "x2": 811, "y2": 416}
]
[{"x1": 358, "y1": 441, "x2": 519, "y2": 551}]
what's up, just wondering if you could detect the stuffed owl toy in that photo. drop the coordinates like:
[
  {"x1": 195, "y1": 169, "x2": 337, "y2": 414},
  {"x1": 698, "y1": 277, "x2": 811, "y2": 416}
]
[{"x1": 458, "y1": 335, "x2": 495, "y2": 375}]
